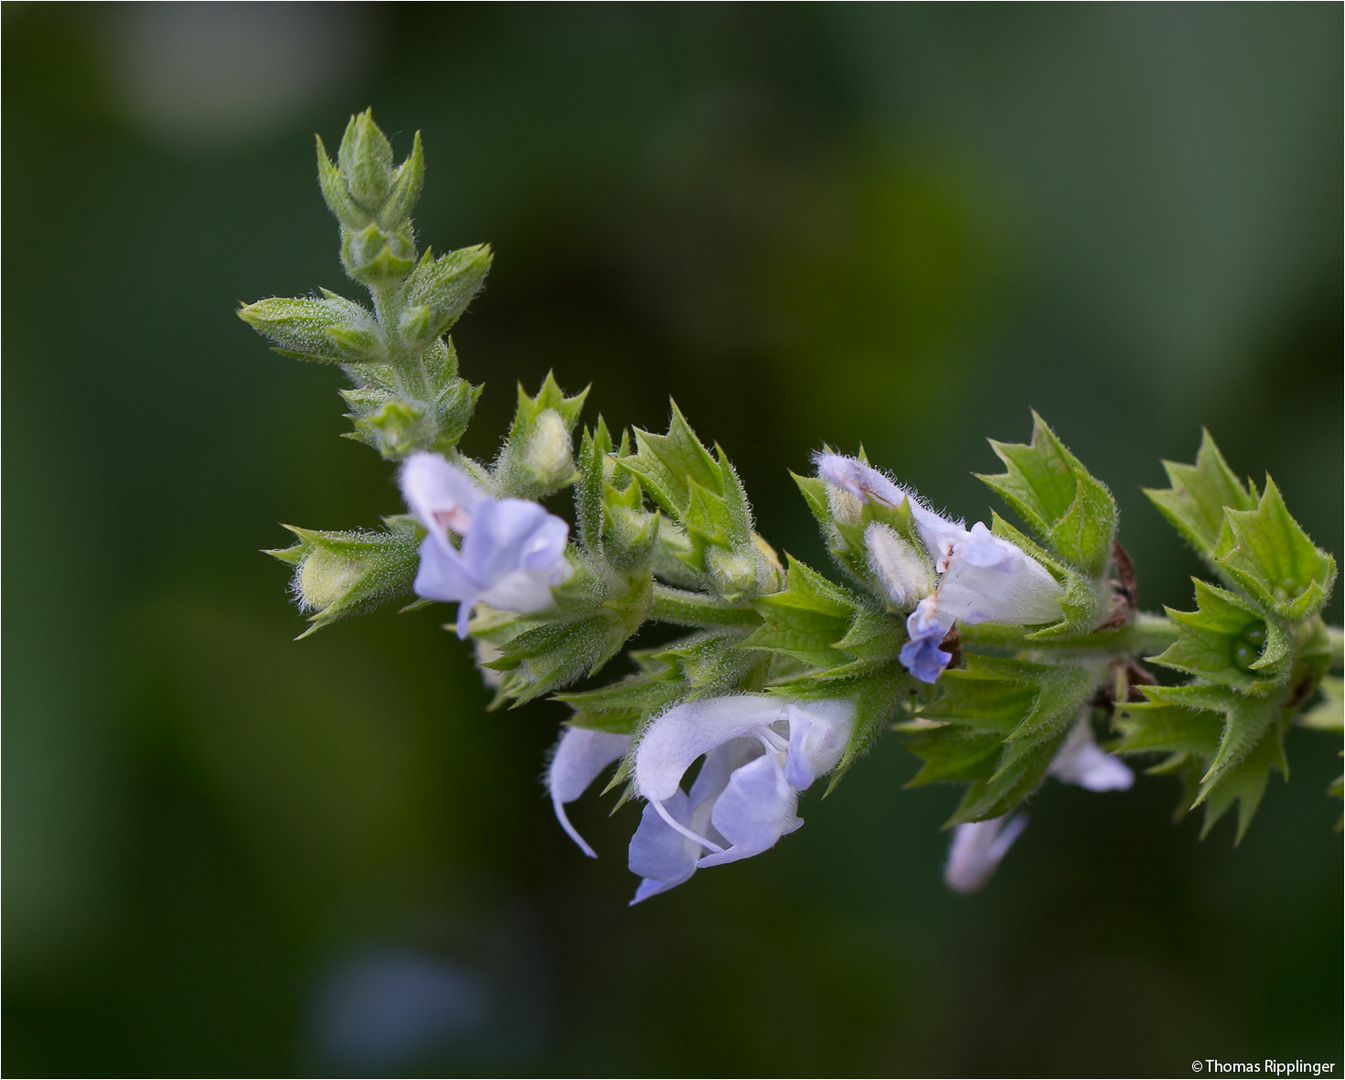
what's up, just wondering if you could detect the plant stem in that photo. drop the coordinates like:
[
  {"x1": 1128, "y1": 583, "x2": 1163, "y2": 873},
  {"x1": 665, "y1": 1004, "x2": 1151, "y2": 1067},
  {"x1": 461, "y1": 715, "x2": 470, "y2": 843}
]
[
  {"x1": 958, "y1": 611, "x2": 1179, "y2": 658},
  {"x1": 649, "y1": 585, "x2": 760, "y2": 628}
]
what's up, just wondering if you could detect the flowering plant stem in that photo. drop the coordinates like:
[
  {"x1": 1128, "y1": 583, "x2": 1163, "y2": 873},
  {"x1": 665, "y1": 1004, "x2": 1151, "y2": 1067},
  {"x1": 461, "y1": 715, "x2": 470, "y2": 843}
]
[{"x1": 244, "y1": 109, "x2": 1343, "y2": 902}]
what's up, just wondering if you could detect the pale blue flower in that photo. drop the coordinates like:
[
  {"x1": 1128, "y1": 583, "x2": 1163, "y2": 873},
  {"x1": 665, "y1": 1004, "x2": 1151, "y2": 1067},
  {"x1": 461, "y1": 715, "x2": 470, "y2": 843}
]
[
  {"x1": 399, "y1": 452, "x2": 572, "y2": 638},
  {"x1": 546, "y1": 726, "x2": 632, "y2": 858},
  {"x1": 944, "y1": 718, "x2": 1133, "y2": 893},
  {"x1": 815, "y1": 452, "x2": 1063, "y2": 683},
  {"x1": 627, "y1": 695, "x2": 854, "y2": 903}
]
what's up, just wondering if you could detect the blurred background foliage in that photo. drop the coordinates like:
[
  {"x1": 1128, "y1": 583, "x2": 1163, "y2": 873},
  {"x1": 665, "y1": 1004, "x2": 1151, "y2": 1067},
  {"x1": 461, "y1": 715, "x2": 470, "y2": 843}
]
[{"x1": 3, "y1": 4, "x2": 1341, "y2": 1076}]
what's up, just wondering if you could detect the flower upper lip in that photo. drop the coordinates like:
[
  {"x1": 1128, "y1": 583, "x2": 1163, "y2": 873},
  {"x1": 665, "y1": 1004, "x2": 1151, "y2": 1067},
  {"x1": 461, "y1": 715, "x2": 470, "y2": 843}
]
[
  {"x1": 398, "y1": 451, "x2": 572, "y2": 637},
  {"x1": 625, "y1": 694, "x2": 855, "y2": 902}
]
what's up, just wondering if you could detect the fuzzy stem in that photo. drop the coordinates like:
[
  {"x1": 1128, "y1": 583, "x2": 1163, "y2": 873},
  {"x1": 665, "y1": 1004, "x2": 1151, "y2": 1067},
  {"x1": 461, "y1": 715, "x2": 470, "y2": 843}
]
[
  {"x1": 958, "y1": 611, "x2": 1179, "y2": 658},
  {"x1": 649, "y1": 585, "x2": 760, "y2": 628}
]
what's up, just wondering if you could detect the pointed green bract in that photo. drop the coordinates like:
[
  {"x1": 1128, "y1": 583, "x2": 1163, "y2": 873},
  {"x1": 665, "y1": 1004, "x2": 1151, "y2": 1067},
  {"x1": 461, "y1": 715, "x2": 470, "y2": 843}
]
[
  {"x1": 1144, "y1": 429, "x2": 1256, "y2": 572},
  {"x1": 902, "y1": 724, "x2": 1004, "y2": 786},
  {"x1": 620, "y1": 403, "x2": 775, "y2": 601},
  {"x1": 988, "y1": 513, "x2": 1101, "y2": 636},
  {"x1": 1199, "y1": 725, "x2": 1287, "y2": 843},
  {"x1": 1141, "y1": 683, "x2": 1285, "y2": 804},
  {"x1": 906, "y1": 654, "x2": 1099, "y2": 824},
  {"x1": 978, "y1": 412, "x2": 1118, "y2": 579},
  {"x1": 1150, "y1": 579, "x2": 1292, "y2": 695},
  {"x1": 1214, "y1": 478, "x2": 1337, "y2": 621}
]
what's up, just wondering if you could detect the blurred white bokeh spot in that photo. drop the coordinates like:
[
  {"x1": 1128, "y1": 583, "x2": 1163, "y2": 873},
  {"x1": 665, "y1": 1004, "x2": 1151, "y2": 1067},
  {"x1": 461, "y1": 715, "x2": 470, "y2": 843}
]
[{"x1": 105, "y1": 2, "x2": 377, "y2": 149}]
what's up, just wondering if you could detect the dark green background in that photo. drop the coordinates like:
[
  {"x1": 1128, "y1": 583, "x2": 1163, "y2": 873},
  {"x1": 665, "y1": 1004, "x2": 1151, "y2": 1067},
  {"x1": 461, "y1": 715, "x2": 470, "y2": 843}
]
[{"x1": 4, "y1": 5, "x2": 1341, "y2": 1076}]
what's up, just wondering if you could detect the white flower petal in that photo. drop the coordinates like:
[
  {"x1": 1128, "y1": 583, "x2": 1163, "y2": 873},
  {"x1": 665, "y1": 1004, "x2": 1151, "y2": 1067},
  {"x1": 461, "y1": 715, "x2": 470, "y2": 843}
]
[
  {"x1": 935, "y1": 522, "x2": 1063, "y2": 627},
  {"x1": 398, "y1": 452, "x2": 485, "y2": 542},
  {"x1": 628, "y1": 789, "x2": 702, "y2": 902},
  {"x1": 1048, "y1": 718, "x2": 1134, "y2": 792},
  {"x1": 633, "y1": 695, "x2": 787, "y2": 802},
  {"x1": 698, "y1": 753, "x2": 800, "y2": 868},
  {"x1": 944, "y1": 814, "x2": 1029, "y2": 893},
  {"x1": 783, "y1": 700, "x2": 856, "y2": 790},
  {"x1": 548, "y1": 727, "x2": 631, "y2": 858}
]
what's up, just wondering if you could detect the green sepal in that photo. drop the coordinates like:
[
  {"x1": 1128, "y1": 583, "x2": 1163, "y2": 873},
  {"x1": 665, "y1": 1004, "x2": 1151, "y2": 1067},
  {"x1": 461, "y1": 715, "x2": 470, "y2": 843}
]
[
  {"x1": 341, "y1": 221, "x2": 416, "y2": 289},
  {"x1": 978, "y1": 412, "x2": 1117, "y2": 576},
  {"x1": 492, "y1": 372, "x2": 588, "y2": 499},
  {"x1": 377, "y1": 130, "x2": 425, "y2": 231},
  {"x1": 739, "y1": 556, "x2": 858, "y2": 669},
  {"x1": 316, "y1": 133, "x2": 372, "y2": 230},
  {"x1": 1150, "y1": 579, "x2": 1293, "y2": 695},
  {"x1": 336, "y1": 109, "x2": 395, "y2": 212},
  {"x1": 557, "y1": 628, "x2": 760, "y2": 735},
  {"x1": 237, "y1": 292, "x2": 385, "y2": 365},
  {"x1": 1213, "y1": 478, "x2": 1337, "y2": 622},
  {"x1": 264, "y1": 515, "x2": 422, "y2": 637},
  {"x1": 1143, "y1": 429, "x2": 1256, "y2": 574}
]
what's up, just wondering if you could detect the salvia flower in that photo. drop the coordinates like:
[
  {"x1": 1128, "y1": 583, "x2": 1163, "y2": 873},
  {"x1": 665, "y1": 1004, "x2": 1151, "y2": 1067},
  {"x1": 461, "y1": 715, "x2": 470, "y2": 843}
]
[
  {"x1": 398, "y1": 451, "x2": 572, "y2": 637},
  {"x1": 547, "y1": 726, "x2": 632, "y2": 858},
  {"x1": 627, "y1": 694, "x2": 855, "y2": 903},
  {"x1": 815, "y1": 452, "x2": 1063, "y2": 683},
  {"x1": 944, "y1": 717, "x2": 1133, "y2": 893}
]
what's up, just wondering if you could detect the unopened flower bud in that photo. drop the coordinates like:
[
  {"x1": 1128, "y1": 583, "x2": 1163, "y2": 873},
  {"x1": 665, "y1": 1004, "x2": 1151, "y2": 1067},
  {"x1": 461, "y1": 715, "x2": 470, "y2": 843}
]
[
  {"x1": 706, "y1": 545, "x2": 757, "y2": 601},
  {"x1": 865, "y1": 522, "x2": 935, "y2": 610},
  {"x1": 522, "y1": 409, "x2": 573, "y2": 488}
]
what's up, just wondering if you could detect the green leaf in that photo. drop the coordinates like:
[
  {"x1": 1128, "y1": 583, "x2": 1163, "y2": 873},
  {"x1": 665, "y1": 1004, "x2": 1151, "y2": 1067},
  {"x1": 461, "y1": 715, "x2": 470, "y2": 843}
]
[
  {"x1": 1150, "y1": 579, "x2": 1293, "y2": 695},
  {"x1": 1214, "y1": 478, "x2": 1337, "y2": 621},
  {"x1": 1144, "y1": 429, "x2": 1256, "y2": 570}
]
